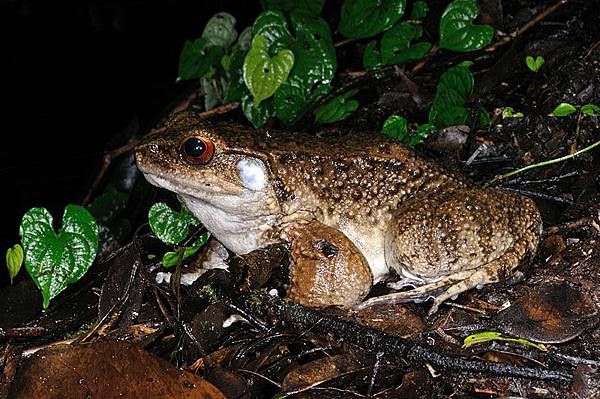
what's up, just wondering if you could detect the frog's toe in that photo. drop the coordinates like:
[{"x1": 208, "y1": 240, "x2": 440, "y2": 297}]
[{"x1": 355, "y1": 270, "x2": 472, "y2": 311}]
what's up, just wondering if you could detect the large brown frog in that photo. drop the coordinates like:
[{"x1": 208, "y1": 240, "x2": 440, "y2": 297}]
[{"x1": 136, "y1": 112, "x2": 542, "y2": 314}]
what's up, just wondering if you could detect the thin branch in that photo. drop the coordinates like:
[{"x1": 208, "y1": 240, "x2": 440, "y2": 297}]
[
  {"x1": 484, "y1": 137, "x2": 600, "y2": 186},
  {"x1": 485, "y1": 0, "x2": 569, "y2": 53}
]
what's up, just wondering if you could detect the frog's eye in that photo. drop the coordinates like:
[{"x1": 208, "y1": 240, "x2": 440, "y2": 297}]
[{"x1": 181, "y1": 137, "x2": 215, "y2": 165}]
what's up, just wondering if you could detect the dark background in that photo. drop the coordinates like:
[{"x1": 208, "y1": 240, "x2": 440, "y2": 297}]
[{"x1": 1, "y1": 1, "x2": 260, "y2": 255}]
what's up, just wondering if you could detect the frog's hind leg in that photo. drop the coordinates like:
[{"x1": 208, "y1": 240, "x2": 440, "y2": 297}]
[{"x1": 359, "y1": 188, "x2": 542, "y2": 315}]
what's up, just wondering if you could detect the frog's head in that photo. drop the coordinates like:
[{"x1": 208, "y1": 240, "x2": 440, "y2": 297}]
[{"x1": 135, "y1": 114, "x2": 281, "y2": 221}]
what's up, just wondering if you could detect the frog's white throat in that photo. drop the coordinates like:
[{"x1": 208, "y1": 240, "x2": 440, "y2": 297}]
[
  {"x1": 142, "y1": 170, "x2": 280, "y2": 255},
  {"x1": 180, "y1": 194, "x2": 279, "y2": 255}
]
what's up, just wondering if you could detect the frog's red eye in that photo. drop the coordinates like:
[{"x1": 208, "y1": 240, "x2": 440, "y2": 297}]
[{"x1": 181, "y1": 137, "x2": 214, "y2": 165}]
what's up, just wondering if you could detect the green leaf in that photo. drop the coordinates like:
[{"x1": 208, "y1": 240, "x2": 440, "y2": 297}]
[
  {"x1": 162, "y1": 232, "x2": 211, "y2": 268},
  {"x1": 429, "y1": 66, "x2": 474, "y2": 128},
  {"x1": 438, "y1": 65, "x2": 473, "y2": 102},
  {"x1": 581, "y1": 103, "x2": 600, "y2": 116},
  {"x1": 463, "y1": 331, "x2": 547, "y2": 351},
  {"x1": 502, "y1": 106, "x2": 524, "y2": 118},
  {"x1": 363, "y1": 40, "x2": 381, "y2": 69},
  {"x1": 242, "y1": 94, "x2": 275, "y2": 128},
  {"x1": 439, "y1": 0, "x2": 493, "y2": 52},
  {"x1": 252, "y1": 10, "x2": 294, "y2": 54},
  {"x1": 382, "y1": 115, "x2": 408, "y2": 139},
  {"x1": 88, "y1": 191, "x2": 131, "y2": 247},
  {"x1": 415, "y1": 123, "x2": 437, "y2": 141},
  {"x1": 236, "y1": 27, "x2": 253, "y2": 52},
  {"x1": 88, "y1": 192, "x2": 129, "y2": 224},
  {"x1": 19, "y1": 205, "x2": 99, "y2": 309},
  {"x1": 202, "y1": 12, "x2": 238, "y2": 48},
  {"x1": 6, "y1": 244, "x2": 24, "y2": 284},
  {"x1": 223, "y1": 47, "x2": 249, "y2": 103},
  {"x1": 551, "y1": 103, "x2": 578, "y2": 117},
  {"x1": 339, "y1": 0, "x2": 407, "y2": 39},
  {"x1": 380, "y1": 23, "x2": 431, "y2": 65},
  {"x1": 525, "y1": 55, "x2": 544, "y2": 72},
  {"x1": 148, "y1": 203, "x2": 200, "y2": 245},
  {"x1": 478, "y1": 107, "x2": 492, "y2": 128},
  {"x1": 201, "y1": 76, "x2": 227, "y2": 111},
  {"x1": 410, "y1": 1, "x2": 429, "y2": 19},
  {"x1": 274, "y1": 10, "x2": 336, "y2": 125},
  {"x1": 243, "y1": 35, "x2": 294, "y2": 108},
  {"x1": 383, "y1": 117, "x2": 434, "y2": 146},
  {"x1": 261, "y1": 0, "x2": 325, "y2": 15},
  {"x1": 314, "y1": 89, "x2": 359, "y2": 124},
  {"x1": 275, "y1": 79, "x2": 331, "y2": 126},
  {"x1": 178, "y1": 38, "x2": 225, "y2": 81}
]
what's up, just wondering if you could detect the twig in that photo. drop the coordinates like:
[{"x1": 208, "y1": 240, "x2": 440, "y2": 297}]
[
  {"x1": 334, "y1": 37, "x2": 358, "y2": 48},
  {"x1": 583, "y1": 40, "x2": 600, "y2": 61},
  {"x1": 0, "y1": 326, "x2": 45, "y2": 340},
  {"x1": 196, "y1": 101, "x2": 239, "y2": 119},
  {"x1": 484, "y1": 138, "x2": 600, "y2": 186},
  {"x1": 485, "y1": 0, "x2": 570, "y2": 53},
  {"x1": 236, "y1": 369, "x2": 282, "y2": 388},
  {"x1": 409, "y1": 43, "x2": 438, "y2": 77},
  {"x1": 210, "y1": 285, "x2": 573, "y2": 382},
  {"x1": 545, "y1": 217, "x2": 590, "y2": 235}
]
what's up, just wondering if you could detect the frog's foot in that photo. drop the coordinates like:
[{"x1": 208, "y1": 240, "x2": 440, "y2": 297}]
[
  {"x1": 355, "y1": 269, "x2": 474, "y2": 312},
  {"x1": 386, "y1": 274, "x2": 426, "y2": 290},
  {"x1": 286, "y1": 221, "x2": 373, "y2": 308}
]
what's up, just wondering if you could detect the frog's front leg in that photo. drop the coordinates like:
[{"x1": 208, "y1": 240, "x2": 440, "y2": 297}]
[
  {"x1": 285, "y1": 221, "x2": 373, "y2": 308},
  {"x1": 358, "y1": 188, "x2": 542, "y2": 315}
]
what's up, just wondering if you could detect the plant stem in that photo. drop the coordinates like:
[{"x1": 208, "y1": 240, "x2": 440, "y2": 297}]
[{"x1": 483, "y1": 137, "x2": 600, "y2": 186}]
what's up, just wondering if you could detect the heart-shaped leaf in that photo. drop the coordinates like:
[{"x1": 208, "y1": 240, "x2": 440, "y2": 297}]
[
  {"x1": 439, "y1": 0, "x2": 493, "y2": 52},
  {"x1": 243, "y1": 35, "x2": 294, "y2": 108},
  {"x1": 148, "y1": 203, "x2": 200, "y2": 245},
  {"x1": 429, "y1": 66, "x2": 474, "y2": 128},
  {"x1": 252, "y1": 10, "x2": 294, "y2": 54},
  {"x1": 380, "y1": 23, "x2": 431, "y2": 65},
  {"x1": 525, "y1": 55, "x2": 544, "y2": 72},
  {"x1": 314, "y1": 89, "x2": 359, "y2": 124},
  {"x1": 6, "y1": 244, "x2": 24, "y2": 284},
  {"x1": 274, "y1": 10, "x2": 336, "y2": 125},
  {"x1": 20, "y1": 205, "x2": 99, "y2": 309},
  {"x1": 202, "y1": 12, "x2": 238, "y2": 48},
  {"x1": 338, "y1": 0, "x2": 406, "y2": 39}
]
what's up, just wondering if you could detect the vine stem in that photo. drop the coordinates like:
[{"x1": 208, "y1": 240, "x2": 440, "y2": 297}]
[{"x1": 484, "y1": 136, "x2": 600, "y2": 186}]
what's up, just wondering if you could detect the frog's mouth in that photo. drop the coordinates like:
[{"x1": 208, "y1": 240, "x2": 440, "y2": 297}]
[{"x1": 141, "y1": 171, "x2": 247, "y2": 199}]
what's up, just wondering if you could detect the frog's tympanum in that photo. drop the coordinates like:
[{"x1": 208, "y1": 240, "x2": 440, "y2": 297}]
[{"x1": 136, "y1": 112, "x2": 542, "y2": 314}]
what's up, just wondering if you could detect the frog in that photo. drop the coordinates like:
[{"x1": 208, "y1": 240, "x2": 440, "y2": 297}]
[{"x1": 135, "y1": 112, "x2": 542, "y2": 314}]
